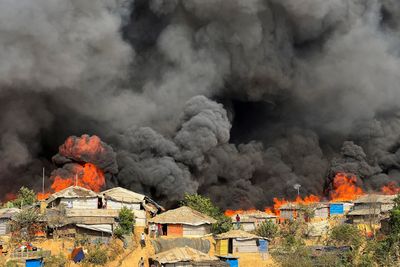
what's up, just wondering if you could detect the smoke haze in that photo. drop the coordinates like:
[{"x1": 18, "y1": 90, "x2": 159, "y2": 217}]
[{"x1": 2, "y1": 0, "x2": 400, "y2": 209}]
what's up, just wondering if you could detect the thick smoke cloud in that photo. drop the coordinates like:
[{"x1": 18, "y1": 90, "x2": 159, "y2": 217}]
[{"x1": 3, "y1": 0, "x2": 400, "y2": 209}]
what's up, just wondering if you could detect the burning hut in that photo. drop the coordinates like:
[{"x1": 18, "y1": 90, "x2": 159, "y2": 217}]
[
  {"x1": 150, "y1": 246, "x2": 228, "y2": 267},
  {"x1": 346, "y1": 194, "x2": 396, "y2": 233},
  {"x1": 279, "y1": 203, "x2": 329, "y2": 222},
  {"x1": 148, "y1": 206, "x2": 216, "y2": 237},
  {"x1": 215, "y1": 230, "x2": 267, "y2": 255},
  {"x1": 0, "y1": 208, "x2": 19, "y2": 236}
]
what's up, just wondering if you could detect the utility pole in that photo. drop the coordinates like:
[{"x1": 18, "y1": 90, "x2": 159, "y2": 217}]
[
  {"x1": 42, "y1": 167, "x2": 45, "y2": 195},
  {"x1": 294, "y1": 184, "x2": 301, "y2": 196}
]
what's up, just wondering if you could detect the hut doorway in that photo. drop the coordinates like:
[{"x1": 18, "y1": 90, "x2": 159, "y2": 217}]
[
  {"x1": 162, "y1": 224, "x2": 168, "y2": 236},
  {"x1": 228, "y1": 238, "x2": 233, "y2": 254}
]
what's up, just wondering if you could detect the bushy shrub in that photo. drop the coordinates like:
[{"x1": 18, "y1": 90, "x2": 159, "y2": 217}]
[
  {"x1": 85, "y1": 246, "x2": 108, "y2": 266},
  {"x1": 328, "y1": 223, "x2": 363, "y2": 249},
  {"x1": 255, "y1": 220, "x2": 278, "y2": 239}
]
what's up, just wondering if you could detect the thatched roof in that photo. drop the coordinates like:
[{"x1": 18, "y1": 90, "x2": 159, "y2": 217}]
[
  {"x1": 216, "y1": 229, "x2": 265, "y2": 240},
  {"x1": 46, "y1": 186, "x2": 98, "y2": 203},
  {"x1": 354, "y1": 194, "x2": 396, "y2": 204},
  {"x1": 151, "y1": 246, "x2": 223, "y2": 264},
  {"x1": 148, "y1": 206, "x2": 216, "y2": 226},
  {"x1": 101, "y1": 187, "x2": 145, "y2": 203}
]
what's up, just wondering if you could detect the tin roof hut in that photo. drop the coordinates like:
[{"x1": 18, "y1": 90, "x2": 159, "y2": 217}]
[
  {"x1": 148, "y1": 206, "x2": 216, "y2": 237},
  {"x1": 101, "y1": 187, "x2": 163, "y2": 226},
  {"x1": 45, "y1": 186, "x2": 99, "y2": 210},
  {"x1": 0, "y1": 208, "x2": 19, "y2": 236},
  {"x1": 150, "y1": 246, "x2": 228, "y2": 267},
  {"x1": 215, "y1": 229, "x2": 267, "y2": 255},
  {"x1": 231, "y1": 211, "x2": 276, "y2": 232},
  {"x1": 347, "y1": 194, "x2": 396, "y2": 229}
]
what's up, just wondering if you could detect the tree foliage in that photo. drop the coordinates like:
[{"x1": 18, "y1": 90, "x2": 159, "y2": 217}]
[
  {"x1": 181, "y1": 193, "x2": 232, "y2": 234},
  {"x1": 114, "y1": 207, "x2": 135, "y2": 238},
  {"x1": 9, "y1": 187, "x2": 37, "y2": 208},
  {"x1": 255, "y1": 220, "x2": 278, "y2": 239}
]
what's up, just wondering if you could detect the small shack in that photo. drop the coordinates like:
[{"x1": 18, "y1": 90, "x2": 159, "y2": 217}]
[
  {"x1": 101, "y1": 187, "x2": 163, "y2": 226},
  {"x1": 230, "y1": 211, "x2": 276, "y2": 232},
  {"x1": 0, "y1": 208, "x2": 19, "y2": 236},
  {"x1": 347, "y1": 194, "x2": 396, "y2": 224},
  {"x1": 279, "y1": 203, "x2": 329, "y2": 222},
  {"x1": 150, "y1": 246, "x2": 228, "y2": 267},
  {"x1": 215, "y1": 230, "x2": 267, "y2": 255},
  {"x1": 148, "y1": 206, "x2": 216, "y2": 237},
  {"x1": 45, "y1": 186, "x2": 99, "y2": 210}
]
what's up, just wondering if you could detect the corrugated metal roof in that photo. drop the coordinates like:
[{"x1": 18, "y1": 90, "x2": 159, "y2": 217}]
[
  {"x1": 0, "y1": 208, "x2": 20, "y2": 219},
  {"x1": 76, "y1": 224, "x2": 113, "y2": 234},
  {"x1": 230, "y1": 210, "x2": 276, "y2": 222},
  {"x1": 101, "y1": 187, "x2": 145, "y2": 203},
  {"x1": 216, "y1": 229, "x2": 264, "y2": 240},
  {"x1": 151, "y1": 246, "x2": 220, "y2": 264},
  {"x1": 354, "y1": 194, "x2": 396, "y2": 204},
  {"x1": 148, "y1": 206, "x2": 216, "y2": 226},
  {"x1": 347, "y1": 209, "x2": 381, "y2": 216},
  {"x1": 46, "y1": 186, "x2": 98, "y2": 203},
  {"x1": 280, "y1": 203, "x2": 329, "y2": 210}
]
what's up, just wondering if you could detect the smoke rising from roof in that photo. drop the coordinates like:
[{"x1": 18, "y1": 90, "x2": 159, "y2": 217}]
[{"x1": 2, "y1": 0, "x2": 400, "y2": 208}]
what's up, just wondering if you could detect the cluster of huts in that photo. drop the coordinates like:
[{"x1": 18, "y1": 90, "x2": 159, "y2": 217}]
[
  {"x1": 250, "y1": 194, "x2": 397, "y2": 237},
  {"x1": 0, "y1": 186, "x2": 270, "y2": 267}
]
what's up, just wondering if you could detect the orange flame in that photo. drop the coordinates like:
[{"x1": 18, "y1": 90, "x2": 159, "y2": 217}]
[
  {"x1": 381, "y1": 182, "x2": 400, "y2": 195},
  {"x1": 37, "y1": 163, "x2": 105, "y2": 200},
  {"x1": 330, "y1": 173, "x2": 364, "y2": 201},
  {"x1": 51, "y1": 163, "x2": 105, "y2": 192},
  {"x1": 224, "y1": 208, "x2": 257, "y2": 217}
]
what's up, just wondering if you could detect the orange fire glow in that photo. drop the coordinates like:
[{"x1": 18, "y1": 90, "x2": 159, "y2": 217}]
[
  {"x1": 4, "y1": 193, "x2": 16, "y2": 202},
  {"x1": 381, "y1": 182, "x2": 400, "y2": 195},
  {"x1": 51, "y1": 163, "x2": 105, "y2": 192},
  {"x1": 60, "y1": 135, "x2": 104, "y2": 159},
  {"x1": 37, "y1": 163, "x2": 105, "y2": 200},
  {"x1": 330, "y1": 172, "x2": 364, "y2": 201},
  {"x1": 224, "y1": 208, "x2": 257, "y2": 217}
]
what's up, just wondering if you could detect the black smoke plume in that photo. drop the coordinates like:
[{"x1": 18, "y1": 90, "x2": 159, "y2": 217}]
[{"x1": 2, "y1": 0, "x2": 400, "y2": 209}]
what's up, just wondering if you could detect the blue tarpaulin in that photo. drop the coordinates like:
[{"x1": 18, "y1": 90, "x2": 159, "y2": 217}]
[
  {"x1": 71, "y1": 247, "x2": 85, "y2": 263},
  {"x1": 26, "y1": 259, "x2": 43, "y2": 267},
  {"x1": 330, "y1": 204, "x2": 344, "y2": 215},
  {"x1": 258, "y1": 239, "x2": 268, "y2": 252}
]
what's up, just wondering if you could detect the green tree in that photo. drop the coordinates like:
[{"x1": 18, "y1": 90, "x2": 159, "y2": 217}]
[
  {"x1": 114, "y1": 207, "x2": 135, "y2": 238},
  {"x1": 11, "y1": 187, "x2": 37, "y2": 208},
  {"x1": 255, "y1": 220, "x2": 278, "y2": 239},
  {"x1": 181, "y1": 193, "x2": 232, "y2": 234}
]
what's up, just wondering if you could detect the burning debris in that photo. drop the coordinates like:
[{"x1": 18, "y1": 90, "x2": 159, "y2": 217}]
[{"x1": 38, "y1": 135, "x2": 118, "y2": 200}]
